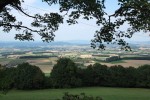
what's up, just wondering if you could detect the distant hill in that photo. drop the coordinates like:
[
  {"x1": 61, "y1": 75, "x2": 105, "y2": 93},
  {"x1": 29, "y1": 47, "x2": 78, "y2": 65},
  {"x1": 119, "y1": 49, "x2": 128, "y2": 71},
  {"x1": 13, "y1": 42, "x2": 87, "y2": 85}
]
[
  {"x1": 0, "y1": 40, "x2": 149, "y2": 48},
  {"x1": 62, "y1": 40, "x2": 90, "y2": 45},
  {"x1": 0, "y1": 40, "x2": 90, "y2": 48}
]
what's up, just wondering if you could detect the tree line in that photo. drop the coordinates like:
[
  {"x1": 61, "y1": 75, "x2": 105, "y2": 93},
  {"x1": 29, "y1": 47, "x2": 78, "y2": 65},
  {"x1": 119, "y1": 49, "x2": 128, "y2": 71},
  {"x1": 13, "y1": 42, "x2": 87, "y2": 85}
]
[
  {"x1": 50, "y1": 58, "x2": 150, "y2": 88},
  {"x1": 0, "y1": 58, "x2": 150, "y2": 92}
]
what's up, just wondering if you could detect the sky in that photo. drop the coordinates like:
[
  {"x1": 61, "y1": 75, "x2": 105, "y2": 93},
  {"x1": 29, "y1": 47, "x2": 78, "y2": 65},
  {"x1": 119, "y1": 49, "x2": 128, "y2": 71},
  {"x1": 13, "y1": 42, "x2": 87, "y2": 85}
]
[{"x1": 0, "y1": 0, "x2": 149, "y2": 42}]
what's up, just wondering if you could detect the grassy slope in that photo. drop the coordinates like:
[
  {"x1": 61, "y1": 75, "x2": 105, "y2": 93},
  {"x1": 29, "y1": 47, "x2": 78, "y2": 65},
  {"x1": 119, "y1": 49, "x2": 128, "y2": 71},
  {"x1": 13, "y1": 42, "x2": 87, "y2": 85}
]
[{"x1": 0, "y1": 87, "x2": 150, "y2": 100}]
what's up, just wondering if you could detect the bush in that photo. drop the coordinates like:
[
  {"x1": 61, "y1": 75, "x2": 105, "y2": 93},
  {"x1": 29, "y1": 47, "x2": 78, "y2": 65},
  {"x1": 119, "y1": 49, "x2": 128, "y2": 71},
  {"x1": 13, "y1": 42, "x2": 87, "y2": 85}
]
[
  {"x1": 0, "y1": 67, "x2": 16, "y2": 94},
  {"x1": 15, "y1": 63, "x2": 45, "y2": 90},
  {"x1": 80, "y1": 63, "x2": 110, "y2": 87},
  {"x1": 43, "y1": 77, "x2": 52, "y2": 88},
  {"x1": 136, "y1": 65, "x2": 150, "y2": 88},
  {"x1": 59, "y1": 92, "x2": 103, "y2": 100},
  {"x1": 50, "y1": 58, "x2": 82, "y2": 88}
]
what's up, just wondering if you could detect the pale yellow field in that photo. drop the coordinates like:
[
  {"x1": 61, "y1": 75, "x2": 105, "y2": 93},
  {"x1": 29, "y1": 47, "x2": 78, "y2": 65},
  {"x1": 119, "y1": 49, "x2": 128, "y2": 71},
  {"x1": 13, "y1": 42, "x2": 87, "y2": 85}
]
[
  {"x1": 26, "y1": 58, "x2": 57, "y2": 73},
  {"x1": 37, "y1": 65, "x2": 53, "y2": 73},
  {"x1": 101, "y1": 60, "x2": 150, "y2": 67},
  {"x1": 27, "y1": 59, "x2": 50, "y2": 64}
]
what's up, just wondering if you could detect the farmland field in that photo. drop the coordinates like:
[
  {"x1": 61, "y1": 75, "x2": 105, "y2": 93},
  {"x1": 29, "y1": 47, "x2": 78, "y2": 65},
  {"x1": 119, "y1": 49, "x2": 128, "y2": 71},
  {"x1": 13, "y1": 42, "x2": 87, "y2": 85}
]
[
  {"x1": 0, "y1": 57, "x2": 57, "y2": 73},
  {"x1": 101, "y1": 60, "x2": 150, "y2": 67},
  {"x1": 0, "y1": 43, "x2": 150, "y2": 73},
  {"x1": 0, "y1": 57, "x2": 150, "y2": 73},
  {"x1": 0, "y1": 87, "x2": 150, "y2": 100}
]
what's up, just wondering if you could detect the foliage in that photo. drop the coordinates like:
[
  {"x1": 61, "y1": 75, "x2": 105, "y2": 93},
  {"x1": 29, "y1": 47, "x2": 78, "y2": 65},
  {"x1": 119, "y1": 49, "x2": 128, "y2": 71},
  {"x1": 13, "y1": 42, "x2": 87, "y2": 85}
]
[
  {"x1": 80, "y1": 65, "x2": 95, "y2": 86},
  {"x1": 122, "y1": 56, "x2": 150, "y2": 60},
  {"x1": 50, "y1": 58, "x2": 150, "y2": 88},
  {"x1": 108, "y1": 65, "x2": 133, "y2": 87},
  {"x1": 59, "y1": 92, "x2": 103, "y2": 100},
  {"x1": 0, "y1": 0, "x2": 63, "y2": 42},
  {"x1": 19, "y1": 55, "x2": 55, "y2": 59},
  {"x1": 0, "y1": 62, "x2": 50, "y2": 92},
  {"x1": 125, "y1": 67, "x2": 137, "y2": 87},
  {"x1": 1, "y1": 58, "x2": 150, "y2": 92},
  {"x1": 136, "y1": 65, "x2": 150, "y2": 88},
  {"x1": 15, "y1": 63, "x2": 45, "y2": 90},
  {"x1": 43, "y1": 77, "x2": 52, "y2": 88},
  {"x1": 50, "y1": 58, "x2": 82, "y2": 88},
  {"x1": 0, "y1": 67, "x2": 16, "y2": 94},
  {"x1": 80, "y1": 63, "x2": 109, "y2": 87},
  {"x1": 89, "y1": 64, "x2": 136, "y2": 87},
  {"x1": 1, "y1": 0, "x2": 150, "y2": 50},
  {"x1": 91, "y1": 0, "x2": 150, "y2": 50},
  {"x1": 81, "y1": 64, "x2": 124, "y2": 87},
  {"x1": 92, "y1": 63, "x2": 109, "y2": 86}
]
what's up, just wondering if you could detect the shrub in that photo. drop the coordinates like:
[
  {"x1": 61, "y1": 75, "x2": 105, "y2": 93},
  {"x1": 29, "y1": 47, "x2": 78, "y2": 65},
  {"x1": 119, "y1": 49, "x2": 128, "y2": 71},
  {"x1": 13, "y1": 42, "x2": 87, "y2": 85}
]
[
  {"x1": 59, "y1": 92, "x2": 103, "y2": 100},
  {"x1": 15, "y1": 63, "x2": 45, "y2": 90},
  {"x1": 51, "y1": 58, "x2": 82, "y2": 88}
]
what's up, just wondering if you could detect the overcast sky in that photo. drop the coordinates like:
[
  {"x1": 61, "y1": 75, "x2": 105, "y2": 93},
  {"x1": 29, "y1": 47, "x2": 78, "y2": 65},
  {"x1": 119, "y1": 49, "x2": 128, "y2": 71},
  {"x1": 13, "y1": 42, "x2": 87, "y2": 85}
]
[{"x1": 0, "y1": 0, "x2": 149, "y2": 42}]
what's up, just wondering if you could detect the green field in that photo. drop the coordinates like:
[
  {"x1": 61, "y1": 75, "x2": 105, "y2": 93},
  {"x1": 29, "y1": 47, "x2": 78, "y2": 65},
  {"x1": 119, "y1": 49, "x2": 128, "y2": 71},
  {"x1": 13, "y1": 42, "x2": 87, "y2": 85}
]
[
  {"x1": 0, "y1": 87, "x2": 150, "y2": 100},
  {"x1": 44, "y1": 73, "x2": 50, "y2": 77},
  {"x1": 110, "y1": 60, "x2": 126, "y2": 64}
]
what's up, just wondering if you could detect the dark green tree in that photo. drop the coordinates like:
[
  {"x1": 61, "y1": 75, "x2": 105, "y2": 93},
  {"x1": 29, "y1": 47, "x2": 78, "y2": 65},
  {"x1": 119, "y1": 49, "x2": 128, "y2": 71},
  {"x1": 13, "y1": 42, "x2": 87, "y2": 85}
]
[
  {"x1": 92, "y1": 63, "x2": 109, "y2": 86},
  {"x1": 15, "y1": 63, "x2": 45, "y2": 89},
  {"x1": 81, "y1": 63, "x2": 109, "y2": 86},
  {"x1": 81, "y1": 64, "x2": 138, "y2": 87},
  {"x1": 81, "y1": 65, "x2": 95, "y2": 86},
  {"x1": 50, "y1": 58, "x2": 82, "y2": 88},
  {"x1": 0, "y1": 67, "x2": 16, "y2": 94},
  {"x1": 136, "y1": 65, "x2": 150, "y2": 88},
  {"x1": 124, "y1": 67, "x2": 137, "y2": 87},
  {"x1": 1, "y1": 0, "x2": 150, "y2": 50},
  {"x1": 43, "y1": 77, "x2": 52, "y2": 88},
  {"x1": 108, "y1": 65, "x2": 127, "y2": 87},
  {"x1": 0, "y1": 0, "x2": 63, "y2": 42}
]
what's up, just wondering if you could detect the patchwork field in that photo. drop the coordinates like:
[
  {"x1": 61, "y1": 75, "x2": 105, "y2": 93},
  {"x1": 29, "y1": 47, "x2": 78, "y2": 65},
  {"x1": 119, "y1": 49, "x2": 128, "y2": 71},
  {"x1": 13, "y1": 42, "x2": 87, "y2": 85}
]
[
  {"x1": 101, "y1": 60, "x2": 150, "y2": 67},
  {"x1": 0, "y1": 57, "x2": 57, "y2": 73},
  {"x1": 0, "y1": 56, "x2": 150, "y2": 73},
  {"x1": 27, "y1": 58, "x2": 57, "y2": 73},
  {"x1": 0, "y1": 87, "x2": 150, "y2": 100}
]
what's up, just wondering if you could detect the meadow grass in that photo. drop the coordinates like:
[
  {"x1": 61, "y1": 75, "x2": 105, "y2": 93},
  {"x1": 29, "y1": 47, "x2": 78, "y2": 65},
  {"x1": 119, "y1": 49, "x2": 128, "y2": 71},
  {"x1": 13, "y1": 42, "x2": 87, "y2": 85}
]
[{"x1": 0, "y1": 87, "x2": 150, "y2": 100}]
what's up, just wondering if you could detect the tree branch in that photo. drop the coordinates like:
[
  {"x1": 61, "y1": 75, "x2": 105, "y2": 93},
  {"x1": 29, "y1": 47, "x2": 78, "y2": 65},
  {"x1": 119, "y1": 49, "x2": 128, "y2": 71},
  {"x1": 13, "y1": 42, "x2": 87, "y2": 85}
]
[
  {"x1": 14, "y1": 5, "x2": 36, "y2": 19},
  {"x1": 1, "y1": 23, "x2": 40, "y2": 33}
]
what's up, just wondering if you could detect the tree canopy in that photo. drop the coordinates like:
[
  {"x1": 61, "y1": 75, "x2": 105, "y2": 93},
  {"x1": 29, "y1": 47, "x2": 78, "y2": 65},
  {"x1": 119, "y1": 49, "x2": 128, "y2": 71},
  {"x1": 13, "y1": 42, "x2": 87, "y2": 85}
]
[
  {"x1": 15, "y1": 63, "x2": 45, "y2": 89},
  {"x1": 50, "y1": 58, "x2": 82, "y2": 88},
  {"x1": 0, "y1": 0, "x2": 150, "y2": 50}
]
